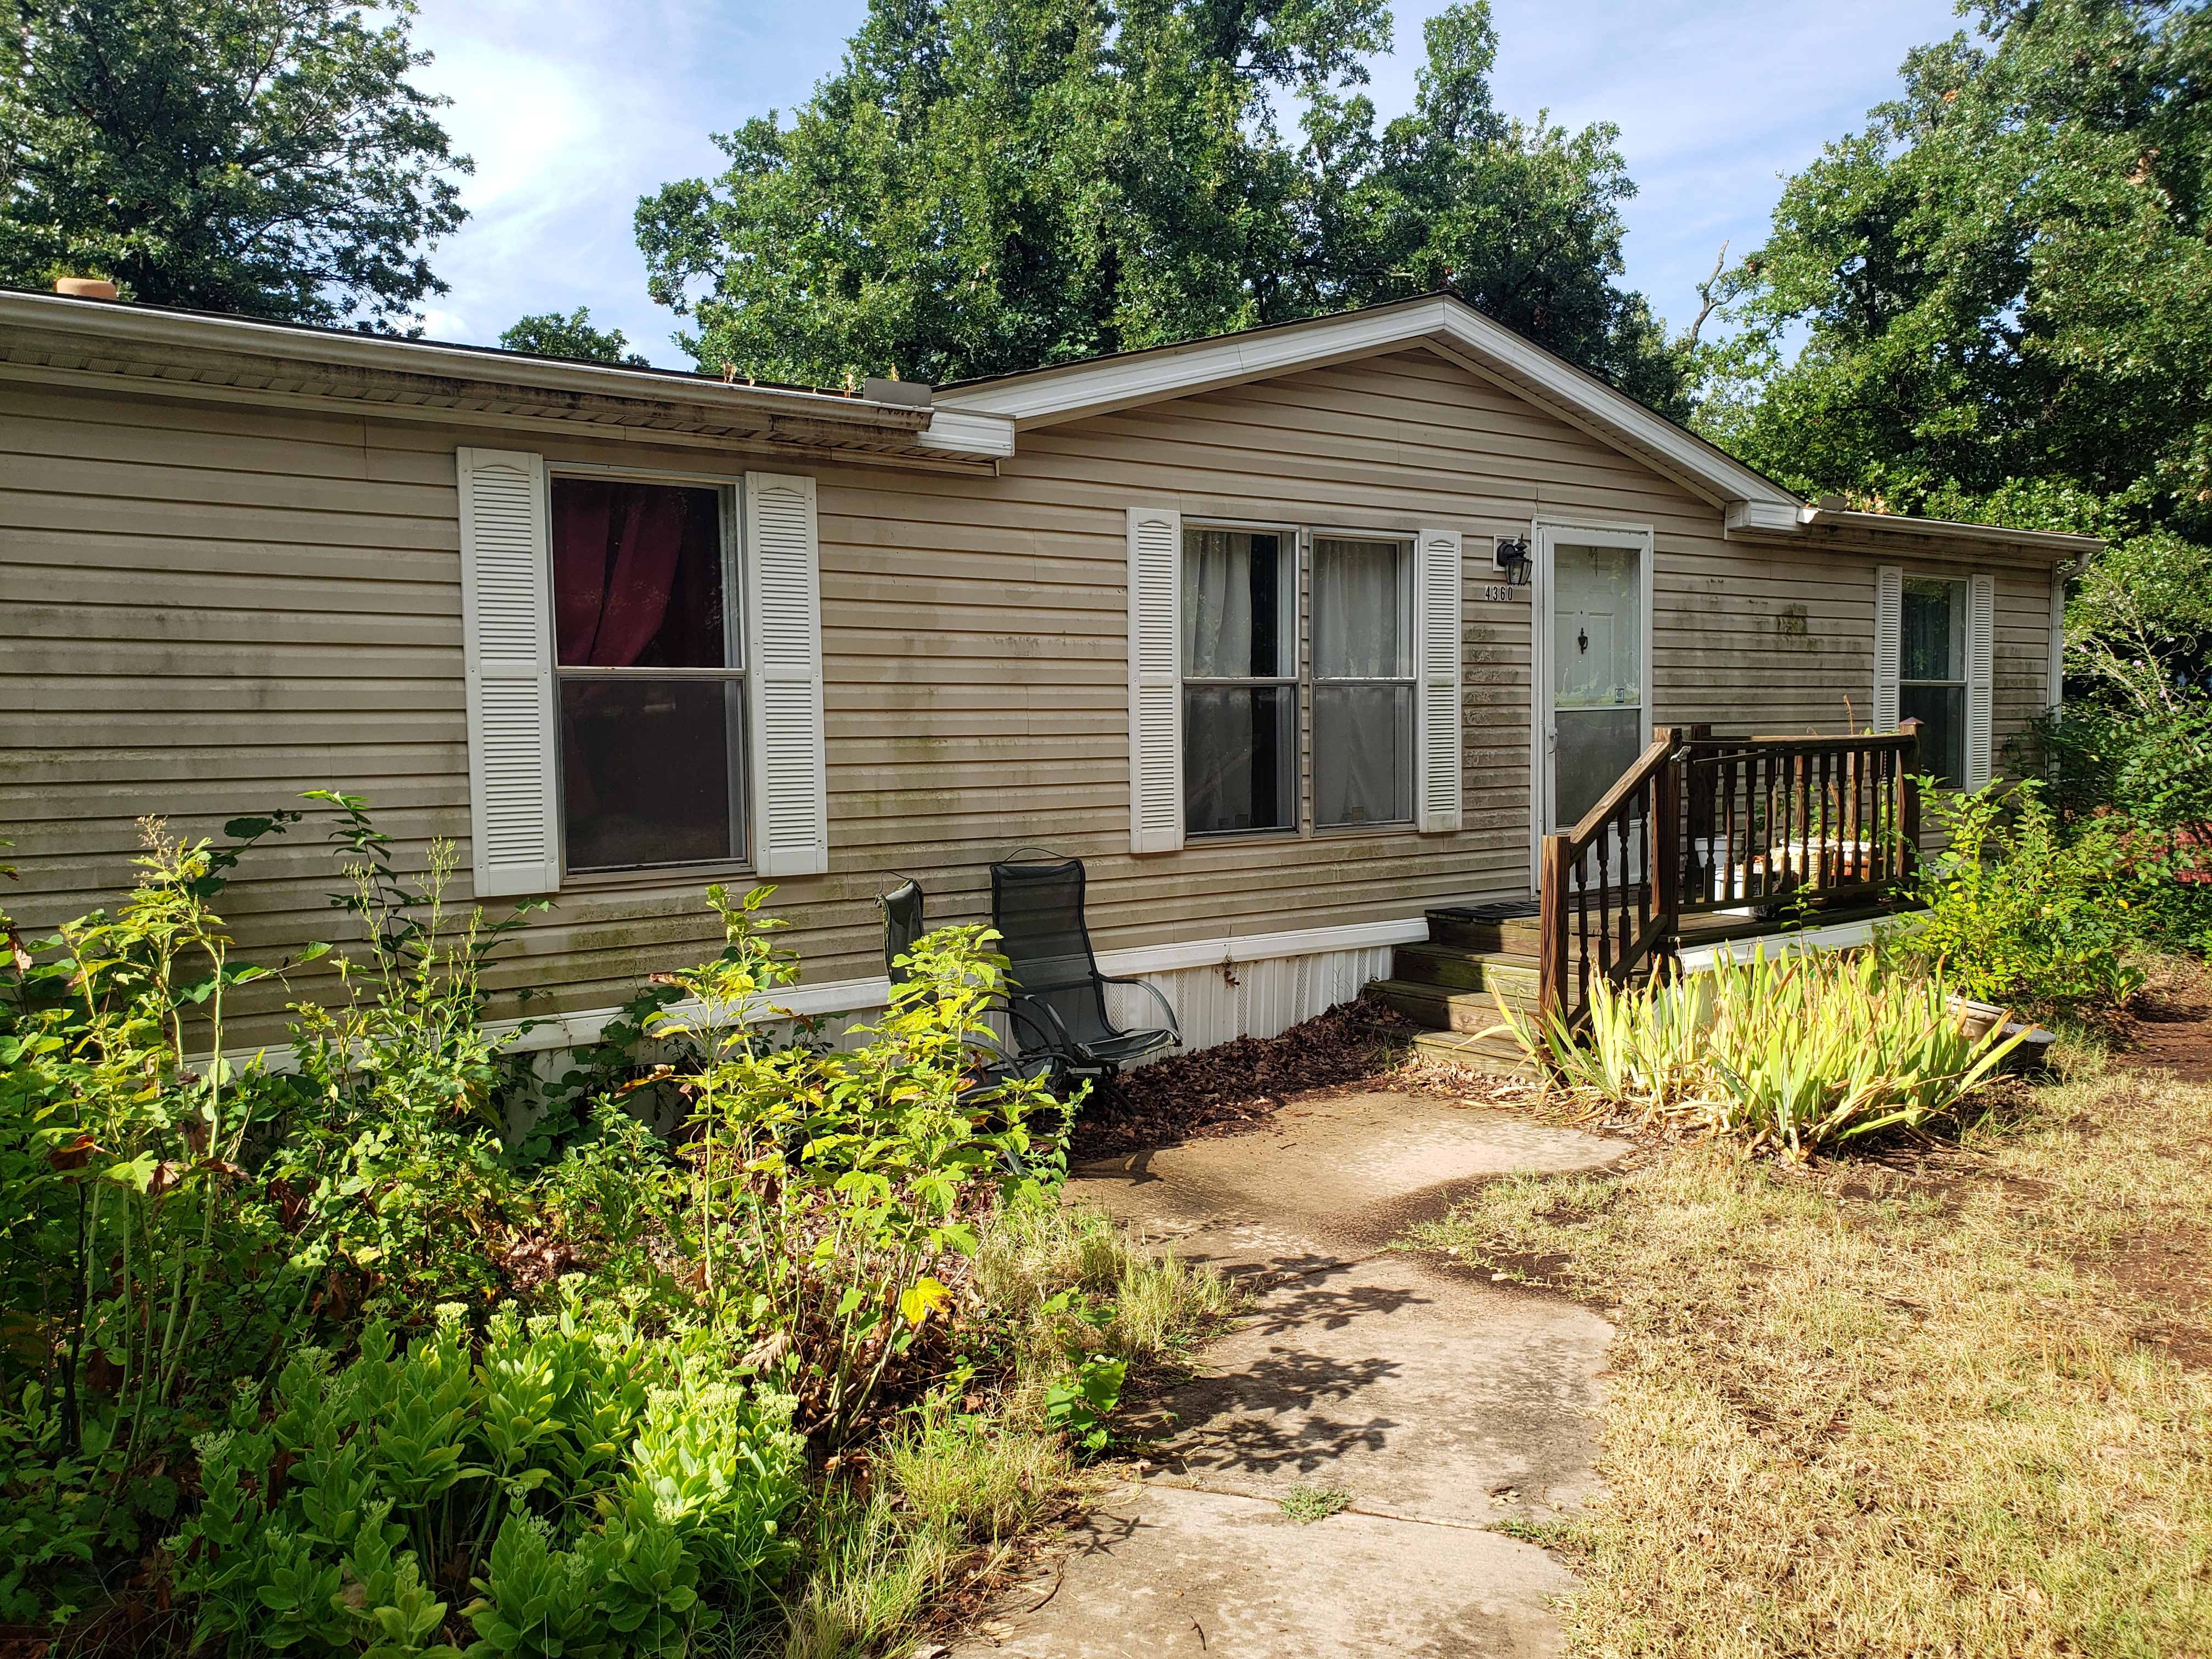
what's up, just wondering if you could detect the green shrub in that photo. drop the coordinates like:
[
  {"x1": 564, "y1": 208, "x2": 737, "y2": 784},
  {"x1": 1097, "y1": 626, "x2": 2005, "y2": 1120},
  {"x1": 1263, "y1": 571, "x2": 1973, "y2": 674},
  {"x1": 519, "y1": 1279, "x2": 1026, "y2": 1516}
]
[
  {"x1": 174, "y1": 1301, "x2": 804, "y2": 1656},
  {"x1": 1898, "y1": 781, "x2": 2152, "y2": 1012}
]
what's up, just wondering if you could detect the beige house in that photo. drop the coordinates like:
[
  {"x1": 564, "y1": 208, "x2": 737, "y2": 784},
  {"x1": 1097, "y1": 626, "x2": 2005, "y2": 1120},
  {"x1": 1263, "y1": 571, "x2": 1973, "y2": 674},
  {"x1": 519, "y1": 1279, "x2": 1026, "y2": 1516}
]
[{"x1": 0, "y1": 288, "x2": 2096, "y2": 1057}]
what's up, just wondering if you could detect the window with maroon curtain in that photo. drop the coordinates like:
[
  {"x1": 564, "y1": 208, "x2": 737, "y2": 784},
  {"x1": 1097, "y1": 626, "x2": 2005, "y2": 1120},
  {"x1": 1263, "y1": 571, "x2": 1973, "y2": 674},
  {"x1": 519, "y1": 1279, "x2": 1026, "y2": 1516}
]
[{"x1": 551, "y1": 477, "x2": 744, "y2": 870}]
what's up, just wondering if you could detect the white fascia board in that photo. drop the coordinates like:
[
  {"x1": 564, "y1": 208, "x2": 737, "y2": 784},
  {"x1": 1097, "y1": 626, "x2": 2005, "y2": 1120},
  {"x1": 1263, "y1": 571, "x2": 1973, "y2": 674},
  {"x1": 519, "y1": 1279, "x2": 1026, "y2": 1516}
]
[
  {"x1": 1794, "y1": 506, "x2": 2103, "y2": 561},
  {"x1": 936, "y1": 296, "x2": 1802, "y2": 512},
  {"x1": 936, "y1": 300, "x2": 1462, "y2": 430},
  {"x1": 916, "y1": 407, "x2": 1017, "y2": 458}
]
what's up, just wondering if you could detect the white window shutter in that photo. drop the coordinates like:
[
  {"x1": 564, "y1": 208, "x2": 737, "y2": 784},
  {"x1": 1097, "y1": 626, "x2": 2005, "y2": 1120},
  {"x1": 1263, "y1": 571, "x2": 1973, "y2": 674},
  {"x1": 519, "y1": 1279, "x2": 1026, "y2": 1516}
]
[
  {"x1": 1415, "y1": 527, "x2": 1464, "y2": 833},
  {"x1": 1872, "y1": 564, "x2": 1902, "y2": 733},
  {"x1": 743, "y1": 472, "x2": 829, "y2": 878},
  {"x1": 1127, "y1": 506, "x2": 1183, "y2": 855},
  {"x1": 455, "y1": 447, "x2": 560, "y2": 898},
  {"x1": 1966, "y1": 571, "x2": 1996, "y2": 790}
]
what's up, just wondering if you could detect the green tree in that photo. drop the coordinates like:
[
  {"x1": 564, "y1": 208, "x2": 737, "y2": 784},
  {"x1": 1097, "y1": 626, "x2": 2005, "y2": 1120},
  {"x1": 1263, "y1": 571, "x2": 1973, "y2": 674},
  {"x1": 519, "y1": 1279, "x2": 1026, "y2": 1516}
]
[
  {"x1": 1300, "y1": 4, "x2": 1683, "y2": 413},
  {"x1": 634, "y1": 0, "x2": 1683, "y2": 408},
  {"x1": 0, "y1": 0, "x2": 470, "y2": 331},
  {"x1": 1700, "y1": 0, "x2": 2212, "y2": 705},
  {"x1": 500, "y1": 307, "x2": 650, "y2": 366}
]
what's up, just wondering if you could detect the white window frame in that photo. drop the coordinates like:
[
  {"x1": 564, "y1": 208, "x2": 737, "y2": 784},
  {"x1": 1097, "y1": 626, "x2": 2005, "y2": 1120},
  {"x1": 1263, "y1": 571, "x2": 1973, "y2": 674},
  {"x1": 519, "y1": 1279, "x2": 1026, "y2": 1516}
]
[
  {"x1": 1898, "y1": 574, "x2": 1968, "y2": 789},
  {"x1": 546, "y1": 465, "x2": 749, "y2": 877},
  {"x1": 1180, "y1": 518, "x2": 1303, "y2": 839},
  {"x1": 1307, "y1": 525, "x2": 1420, "y2": 834},
  {"x1": 1876, "y1": 565, "x2": 1995, "y2": 792}
]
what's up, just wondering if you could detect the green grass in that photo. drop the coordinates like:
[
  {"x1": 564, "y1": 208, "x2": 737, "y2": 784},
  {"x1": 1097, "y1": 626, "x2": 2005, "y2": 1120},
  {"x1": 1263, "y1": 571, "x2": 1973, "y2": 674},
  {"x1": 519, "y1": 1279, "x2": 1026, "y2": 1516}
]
[{"x1": 1279, "y1": 1483, "x2": 1352, "y2": 1524}]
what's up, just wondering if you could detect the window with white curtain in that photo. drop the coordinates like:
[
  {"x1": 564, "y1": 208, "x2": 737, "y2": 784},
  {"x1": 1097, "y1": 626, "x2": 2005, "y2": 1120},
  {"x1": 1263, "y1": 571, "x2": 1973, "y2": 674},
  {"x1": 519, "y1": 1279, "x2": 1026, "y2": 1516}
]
[
  {"x1": 1182, "y1": 527, "x2": 1297, "y2": 834},
  {"x1": 1312, "y1": 536, "x2": 1413, "y2": 826},
  {"x1": 1180, "y1": 524, "x2": 1415, "y2": 836}
]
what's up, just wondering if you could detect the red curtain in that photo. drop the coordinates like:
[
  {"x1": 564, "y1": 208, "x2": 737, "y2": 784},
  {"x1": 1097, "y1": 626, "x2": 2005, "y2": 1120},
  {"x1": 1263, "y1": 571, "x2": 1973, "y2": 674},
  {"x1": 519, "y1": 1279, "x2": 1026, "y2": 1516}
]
[{"x1": 552, "y1": 481, "x2": 721, "y2": 821}]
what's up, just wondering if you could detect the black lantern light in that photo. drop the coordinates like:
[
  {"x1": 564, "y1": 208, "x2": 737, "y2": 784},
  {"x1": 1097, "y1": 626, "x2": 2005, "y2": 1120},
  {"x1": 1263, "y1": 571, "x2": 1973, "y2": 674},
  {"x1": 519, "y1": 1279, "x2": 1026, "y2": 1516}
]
[{"x1": 1493, "y1": 535, "x2": 1532, "y2": 586}]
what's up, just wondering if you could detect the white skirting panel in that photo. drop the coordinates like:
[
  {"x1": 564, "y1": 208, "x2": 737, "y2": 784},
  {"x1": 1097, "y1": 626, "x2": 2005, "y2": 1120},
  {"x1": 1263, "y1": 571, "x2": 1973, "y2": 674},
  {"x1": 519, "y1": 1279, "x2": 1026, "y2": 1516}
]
[{"x1": 1102, "y1": 945, "x2": 1397, "y2": 1066}]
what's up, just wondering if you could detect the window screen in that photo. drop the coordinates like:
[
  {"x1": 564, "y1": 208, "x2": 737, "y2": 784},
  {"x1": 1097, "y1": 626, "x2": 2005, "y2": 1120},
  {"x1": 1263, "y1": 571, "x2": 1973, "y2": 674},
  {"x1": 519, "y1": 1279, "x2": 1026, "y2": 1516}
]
[{"x1": 552, "y1": 479, "x2": 745, "y2": 870}]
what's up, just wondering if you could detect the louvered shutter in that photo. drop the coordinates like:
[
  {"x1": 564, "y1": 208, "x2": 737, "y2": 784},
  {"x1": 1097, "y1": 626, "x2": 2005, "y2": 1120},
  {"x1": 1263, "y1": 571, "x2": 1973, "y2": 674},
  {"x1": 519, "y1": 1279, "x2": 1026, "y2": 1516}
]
[
  {"x1": 1415, "y1": 527, "x2": 1464, "y2": 833},
  {"x1": 743, "y1": 473, "x2": 829, "y2": 878},
  {"x1": 1965, "y1": 572, "x2": 1996, "y2": 791},
  {"x1": 456, "y1": 448, "x2": 560, "y2": 897},
  {"x1": 1127, "y1": 506, "x2": 1183, "y2": 855},
  {"x1": 1872, "y1": 565, "x2": 1903, "y2": 733}
]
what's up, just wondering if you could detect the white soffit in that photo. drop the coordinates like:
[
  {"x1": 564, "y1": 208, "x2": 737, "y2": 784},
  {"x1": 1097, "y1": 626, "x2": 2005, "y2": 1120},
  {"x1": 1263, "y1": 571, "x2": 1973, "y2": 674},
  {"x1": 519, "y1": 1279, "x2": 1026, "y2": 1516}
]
[{"x1": 932, "y1": 295, "x2": 1802, "y2": 512}]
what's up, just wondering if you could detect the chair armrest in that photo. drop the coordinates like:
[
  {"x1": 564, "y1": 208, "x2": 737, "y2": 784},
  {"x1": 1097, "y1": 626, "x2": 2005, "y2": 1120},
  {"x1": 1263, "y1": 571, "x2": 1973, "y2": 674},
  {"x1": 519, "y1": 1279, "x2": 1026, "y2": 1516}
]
[{"x1": 1097, "y1": 975, "x2": 1182, "y2": 1046}]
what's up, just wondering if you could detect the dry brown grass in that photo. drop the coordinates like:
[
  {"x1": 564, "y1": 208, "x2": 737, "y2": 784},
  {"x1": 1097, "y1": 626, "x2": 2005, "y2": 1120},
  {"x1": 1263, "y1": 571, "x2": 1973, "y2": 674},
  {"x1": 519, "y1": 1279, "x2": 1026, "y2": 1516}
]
[{"x1": 1408, "y1": 1059, "x2": 2212, "y2": 1657}]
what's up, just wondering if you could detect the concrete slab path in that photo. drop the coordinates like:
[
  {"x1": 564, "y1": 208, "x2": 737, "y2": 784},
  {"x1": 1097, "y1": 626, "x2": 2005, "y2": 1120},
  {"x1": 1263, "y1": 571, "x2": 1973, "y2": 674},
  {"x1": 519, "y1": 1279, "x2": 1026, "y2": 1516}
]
[{"x1": 948, "y1": 1090, "x2": 1632, "y2": 1659}]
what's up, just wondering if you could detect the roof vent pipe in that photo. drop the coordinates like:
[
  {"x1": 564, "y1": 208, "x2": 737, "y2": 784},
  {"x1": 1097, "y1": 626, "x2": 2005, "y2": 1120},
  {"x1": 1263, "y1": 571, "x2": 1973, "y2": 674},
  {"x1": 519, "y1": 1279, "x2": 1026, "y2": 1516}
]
[{"x1": 54, "y1": 277, "x2": 118, "y2": 300}]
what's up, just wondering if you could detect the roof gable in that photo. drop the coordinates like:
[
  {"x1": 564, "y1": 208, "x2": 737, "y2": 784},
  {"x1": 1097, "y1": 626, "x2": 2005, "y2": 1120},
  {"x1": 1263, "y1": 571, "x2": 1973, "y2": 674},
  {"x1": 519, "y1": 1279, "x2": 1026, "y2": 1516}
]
[{"x1": 932, "y1": 294, "x2": 1799, "y2": 512}]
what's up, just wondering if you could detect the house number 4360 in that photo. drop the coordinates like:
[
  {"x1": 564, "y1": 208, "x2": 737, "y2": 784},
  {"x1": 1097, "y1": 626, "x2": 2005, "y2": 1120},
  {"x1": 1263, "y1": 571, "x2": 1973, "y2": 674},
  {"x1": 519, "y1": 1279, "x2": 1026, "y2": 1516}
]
[{"x1": 1480, "y1": 583, "x2": 1513, "y2": 602}]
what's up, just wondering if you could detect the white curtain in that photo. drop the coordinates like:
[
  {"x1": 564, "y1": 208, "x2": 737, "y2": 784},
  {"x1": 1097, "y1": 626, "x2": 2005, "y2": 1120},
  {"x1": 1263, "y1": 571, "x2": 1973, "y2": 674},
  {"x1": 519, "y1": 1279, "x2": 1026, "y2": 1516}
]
[
  {"x1": 1313, "y1": 685, "x2": 1410, "y2": 825},
  {"x1": 1185, "y1": 530, "x2": 1259, "y2": 677},
  {"x1": 1312, "y1": 539, "x2": 1406, "y2": 678},
  {"x1": 1312, "y1": 538, "x2": 1411, "y2": 825}
]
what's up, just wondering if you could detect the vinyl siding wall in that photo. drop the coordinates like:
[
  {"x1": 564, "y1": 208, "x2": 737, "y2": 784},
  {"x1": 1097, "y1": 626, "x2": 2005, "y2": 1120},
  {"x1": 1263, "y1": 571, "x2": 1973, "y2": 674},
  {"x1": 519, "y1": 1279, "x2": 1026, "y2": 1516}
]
[{"x1": 1, "y1": 350, "x2": 2059, "y2": 1049}]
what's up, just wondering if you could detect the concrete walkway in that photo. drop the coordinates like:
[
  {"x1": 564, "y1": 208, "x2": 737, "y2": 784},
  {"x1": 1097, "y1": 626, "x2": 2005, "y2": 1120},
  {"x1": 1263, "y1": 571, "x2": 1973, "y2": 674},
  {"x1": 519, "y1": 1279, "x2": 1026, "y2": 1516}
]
[{"x1": 950, "y1": 1091, "x2": 1631, "y2": 1659}]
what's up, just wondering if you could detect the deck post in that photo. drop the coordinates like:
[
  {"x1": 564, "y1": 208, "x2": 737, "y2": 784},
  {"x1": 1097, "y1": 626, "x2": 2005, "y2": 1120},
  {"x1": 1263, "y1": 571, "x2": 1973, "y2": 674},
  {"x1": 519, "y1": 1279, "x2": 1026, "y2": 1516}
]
[
  {"x1": 1651, "y1": 727, "x2": 1681, "y2": 957},
  {"x1": 1538, "y1": 833, "x2": 1571, "y2": 1027}
]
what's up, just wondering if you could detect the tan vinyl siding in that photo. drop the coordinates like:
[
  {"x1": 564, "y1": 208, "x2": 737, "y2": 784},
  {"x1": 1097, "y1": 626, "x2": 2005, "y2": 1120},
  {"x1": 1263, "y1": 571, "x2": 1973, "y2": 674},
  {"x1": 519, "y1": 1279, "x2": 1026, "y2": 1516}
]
[{"x1": 1, "y1": 349, "x2": 2061, "y2": 1047}]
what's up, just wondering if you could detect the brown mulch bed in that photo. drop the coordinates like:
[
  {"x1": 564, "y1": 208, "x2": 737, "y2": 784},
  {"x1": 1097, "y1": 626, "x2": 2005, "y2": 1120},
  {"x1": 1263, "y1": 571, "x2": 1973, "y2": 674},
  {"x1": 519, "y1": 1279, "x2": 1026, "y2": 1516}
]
[{"x1": 1066, "y1": 996, "x2": 1426, "y2": 1161}]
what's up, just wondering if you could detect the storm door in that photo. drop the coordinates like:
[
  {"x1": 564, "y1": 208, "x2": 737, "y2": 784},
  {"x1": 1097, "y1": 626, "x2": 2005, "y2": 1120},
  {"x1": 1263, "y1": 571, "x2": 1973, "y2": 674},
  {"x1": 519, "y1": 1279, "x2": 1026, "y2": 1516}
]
[{"x1": 1538, "y1": 530, "x2": 1651, "y2": 838}]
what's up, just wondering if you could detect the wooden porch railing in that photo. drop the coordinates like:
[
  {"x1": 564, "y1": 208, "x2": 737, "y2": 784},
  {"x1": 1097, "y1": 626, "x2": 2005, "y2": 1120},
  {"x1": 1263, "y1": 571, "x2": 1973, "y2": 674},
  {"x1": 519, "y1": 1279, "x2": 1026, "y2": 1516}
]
[{"x1": 1536, "y1": 722, "x2": 1923, "y2": 1029}]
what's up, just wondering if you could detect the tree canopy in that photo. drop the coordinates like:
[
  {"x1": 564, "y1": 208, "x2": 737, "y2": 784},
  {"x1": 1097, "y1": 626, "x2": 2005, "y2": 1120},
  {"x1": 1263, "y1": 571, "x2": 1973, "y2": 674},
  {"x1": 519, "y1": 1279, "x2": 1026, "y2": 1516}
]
[
  {"x1": 500, "y1": 307, "x2": 650, "y2": 366},
  {"x1": 1699, "y1": 0, "x2": 2212, "y2": 704},
  {"x1": 634, "y1": 0, "x2": 1684, "y2": 410},
  {"x1": 0, "y1": 0, "x2": 470, "y2": 330}
]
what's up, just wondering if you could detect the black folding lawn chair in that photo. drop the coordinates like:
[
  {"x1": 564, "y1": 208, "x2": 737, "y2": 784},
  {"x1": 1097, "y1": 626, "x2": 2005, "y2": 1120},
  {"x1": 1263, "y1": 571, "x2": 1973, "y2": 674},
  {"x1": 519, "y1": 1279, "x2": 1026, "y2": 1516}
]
[
  {"x1": 877, "y1": 876, "x2": 1065, "y2": 1098},
  {"x1": 987, "y1": 851, "x2": 1180, "y2": 1104}
]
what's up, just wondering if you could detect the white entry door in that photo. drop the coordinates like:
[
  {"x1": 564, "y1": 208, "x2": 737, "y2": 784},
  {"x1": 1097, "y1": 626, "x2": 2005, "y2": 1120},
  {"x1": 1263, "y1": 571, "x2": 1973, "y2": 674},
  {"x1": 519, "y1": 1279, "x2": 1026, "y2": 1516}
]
[{"x1": 1537, "y1": 526, "x2": 1652, "y2": 840}]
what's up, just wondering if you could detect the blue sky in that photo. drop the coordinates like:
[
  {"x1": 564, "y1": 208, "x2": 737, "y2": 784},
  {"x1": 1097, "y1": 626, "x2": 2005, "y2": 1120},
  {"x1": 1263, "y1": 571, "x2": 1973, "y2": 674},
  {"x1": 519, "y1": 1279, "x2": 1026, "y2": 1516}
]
[{"x1": 407, "y1": 0, "x2": 1966, "y2": 368}]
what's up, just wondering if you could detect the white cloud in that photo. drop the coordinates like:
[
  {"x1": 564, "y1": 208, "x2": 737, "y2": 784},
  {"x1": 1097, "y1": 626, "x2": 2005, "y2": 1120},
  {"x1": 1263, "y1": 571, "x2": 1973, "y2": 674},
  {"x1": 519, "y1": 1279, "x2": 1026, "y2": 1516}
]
[{"x1": 400, "y1": 0, "x2": 1960, "y2": 362}]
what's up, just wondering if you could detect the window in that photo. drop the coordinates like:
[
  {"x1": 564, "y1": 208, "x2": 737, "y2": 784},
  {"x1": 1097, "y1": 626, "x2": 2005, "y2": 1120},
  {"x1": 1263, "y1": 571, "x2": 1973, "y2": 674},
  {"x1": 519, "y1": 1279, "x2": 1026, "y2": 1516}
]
[
  {"x1": 551, "y1": 477, "x2": 744, "y2": 870},
  {"x1": 1312, "y1": 537, "x2": 1414, "y2": 826},
  {"x1": 1183, "y1": 528, "x2": 1296, "y2": 833},
  {"x1": 1178, "y1": 524, "x2": 1415, "y2": 836},
  {"x1": 1899, "y1": 576, "x2": 1966, "y2": 787}
]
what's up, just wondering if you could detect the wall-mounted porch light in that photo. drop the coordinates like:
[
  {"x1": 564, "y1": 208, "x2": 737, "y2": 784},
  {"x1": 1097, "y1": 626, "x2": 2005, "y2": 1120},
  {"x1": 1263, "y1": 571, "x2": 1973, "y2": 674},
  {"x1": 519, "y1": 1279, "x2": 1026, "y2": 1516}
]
[{"x1": 1493, "y1": 535, "x2": 1532, "y2": 586}]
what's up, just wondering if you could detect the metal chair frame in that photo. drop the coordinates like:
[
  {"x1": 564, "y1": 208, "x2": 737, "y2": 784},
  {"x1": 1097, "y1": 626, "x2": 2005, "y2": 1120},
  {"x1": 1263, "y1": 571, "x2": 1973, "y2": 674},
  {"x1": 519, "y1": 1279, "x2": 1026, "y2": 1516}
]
[{"x1": 986, "y1": 850, "x2": 1181, "y2": 1102}]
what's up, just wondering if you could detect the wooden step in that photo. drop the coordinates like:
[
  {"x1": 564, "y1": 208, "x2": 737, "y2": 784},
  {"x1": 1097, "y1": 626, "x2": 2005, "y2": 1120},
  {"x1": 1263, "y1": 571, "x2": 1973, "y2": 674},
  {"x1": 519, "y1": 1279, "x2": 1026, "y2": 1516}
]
[
  {"x1": 1366, "y1": 977, "x2": 1535, "y2": 1035},
  {"x1": 1391, "y1": 941, "x2": 1539, "y2": 991},
  {"x1": 1426, "y1": 904, "x2": 1544, "y2": 955},
  {"x1": 1408, "y1": 1028, "x2": 1538, "y2": 1078}
]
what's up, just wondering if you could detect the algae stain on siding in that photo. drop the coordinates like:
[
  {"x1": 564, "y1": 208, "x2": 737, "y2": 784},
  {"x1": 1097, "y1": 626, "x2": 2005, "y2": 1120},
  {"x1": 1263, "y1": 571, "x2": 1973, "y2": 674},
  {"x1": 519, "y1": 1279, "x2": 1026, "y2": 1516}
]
[{"x1": 1775, "y1": 605, "x2": 1824, "y2": 653}]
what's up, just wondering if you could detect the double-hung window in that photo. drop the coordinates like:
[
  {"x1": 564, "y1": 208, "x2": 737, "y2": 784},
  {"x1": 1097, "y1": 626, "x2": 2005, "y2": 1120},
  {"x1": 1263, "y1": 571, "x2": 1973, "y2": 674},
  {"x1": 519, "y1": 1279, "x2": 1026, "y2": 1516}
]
[
  {"x1": 551, "y1": 477, "x2": 745, "y2": 870},
  {"x1": 1899, "y1": 577, "x2": 1967, "y2": 788},
  {"x1": 1311, "y1": 536, "x2": 1415, "y2": 827},
  {"x1": 1182, "y1": 528, "x2": 1297, "y2": 834},
  {"x1": 1141, "y1": 513, "x2": 1454, "y2": 849},
  {"x1": 1875, "y1": 565, "x2": 1994, "y2": 792},
  {"x1": 455, "y1": 450, "x2": 828, "y2": 896}
]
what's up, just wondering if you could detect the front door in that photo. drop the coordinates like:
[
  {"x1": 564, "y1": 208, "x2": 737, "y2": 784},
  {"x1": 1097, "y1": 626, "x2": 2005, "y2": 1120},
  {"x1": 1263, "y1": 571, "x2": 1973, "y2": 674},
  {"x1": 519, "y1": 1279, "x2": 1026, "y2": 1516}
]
[{"x1": 1539, "y1": 529, "x2": 1650, "y2": 837}]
